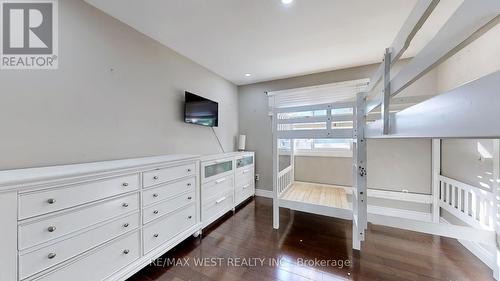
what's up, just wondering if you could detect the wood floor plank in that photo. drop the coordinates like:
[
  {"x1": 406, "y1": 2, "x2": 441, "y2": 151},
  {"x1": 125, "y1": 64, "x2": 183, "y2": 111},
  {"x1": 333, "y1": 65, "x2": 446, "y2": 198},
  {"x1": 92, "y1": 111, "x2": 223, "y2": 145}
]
[
  {"x1": 281, "y1": 182, "x2": 349, "y2": 209},
  {"x1": 130, "y1": 197, "x2": 494, "y2": 281}
]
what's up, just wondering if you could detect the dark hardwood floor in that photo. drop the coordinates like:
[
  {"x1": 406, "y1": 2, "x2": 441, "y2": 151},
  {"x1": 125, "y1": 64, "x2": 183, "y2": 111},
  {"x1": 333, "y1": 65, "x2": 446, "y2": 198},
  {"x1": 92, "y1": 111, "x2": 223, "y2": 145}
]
[{"x1": 128, "y1": 197, "x2": 493, "y2": 281}]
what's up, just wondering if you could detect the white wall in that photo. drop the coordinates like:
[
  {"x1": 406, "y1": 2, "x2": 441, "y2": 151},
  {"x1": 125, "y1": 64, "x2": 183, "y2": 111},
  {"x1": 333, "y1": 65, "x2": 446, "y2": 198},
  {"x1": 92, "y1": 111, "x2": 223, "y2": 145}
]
[
  {"x1": 294, "y1": 156, "x2": 352, "y2": 187},
  {"x1": 436, "y1": 23, "x2": 500, "y2": 93},
  {"x1": 0, "y1": 0, "x2": 238, "y2": 170},
  {"x1": 367, "y1": 139, "x2": 431, "y2": 193},
  {"x1": 294, "y1": 139, "x2": 432, "y2": 194},
  {"x1": 442, "y1": 140, "x2": 495, "y2": 191}
]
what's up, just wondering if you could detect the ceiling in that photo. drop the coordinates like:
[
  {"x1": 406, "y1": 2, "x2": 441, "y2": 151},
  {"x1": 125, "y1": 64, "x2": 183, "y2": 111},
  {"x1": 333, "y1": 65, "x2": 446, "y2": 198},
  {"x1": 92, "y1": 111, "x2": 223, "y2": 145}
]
[{"x1": 84, "y1": 0, "x2": 452, "y2": 85}]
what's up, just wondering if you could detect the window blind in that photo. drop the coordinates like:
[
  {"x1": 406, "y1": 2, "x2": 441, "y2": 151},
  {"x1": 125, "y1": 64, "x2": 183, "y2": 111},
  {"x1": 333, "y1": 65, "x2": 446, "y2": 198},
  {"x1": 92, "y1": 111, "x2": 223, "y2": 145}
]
[{"x1": 267, "y1": 78, "x2": 369, "y2": 114}]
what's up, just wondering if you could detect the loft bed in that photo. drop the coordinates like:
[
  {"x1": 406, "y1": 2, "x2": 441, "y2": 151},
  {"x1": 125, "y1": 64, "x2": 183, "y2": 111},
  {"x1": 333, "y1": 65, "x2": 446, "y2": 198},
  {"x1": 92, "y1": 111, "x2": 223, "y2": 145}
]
[{"x1": 272, "y1": 1, "x2": 500, "y2": 277}]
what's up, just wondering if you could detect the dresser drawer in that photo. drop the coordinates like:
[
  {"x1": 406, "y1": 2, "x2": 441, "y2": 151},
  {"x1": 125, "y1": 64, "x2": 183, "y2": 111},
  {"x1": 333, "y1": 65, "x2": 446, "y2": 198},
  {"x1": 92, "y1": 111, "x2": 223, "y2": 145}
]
[
  {"x1": 235, "y1": 185, "x2": 254, "y2": 206},
  {"x1": 143, "y1": 191, "x2": 195, "y2": 224},
  {"x1": 32, "y1": 231, "x2": 140, "y2": 281},
  {"x1": 19, "y1": 212, "x2": 139, "y2": 280},
  {"x1": 202, "y1": 191, "x2": 234, "y2": 226},
  {"x1": 143, "y1": 177, "x2": 195, "y2": 207},
  {"x1": 143, "y1": 204, "x2": 196, "y2": 254},
  {"x1": 19, "y1": 193, "x2": 139, "y2": 250},
  {"x1": 202, "y1": 175, "x2": 234, "y2": 202},
  {"x1": 201, "y1": 158, "x2": 234, "y2": 183},
  {"x1": 235, "y1": 167, "x2": 254, "y2": 185},
  {"x1": 143, "y1": 163, "x2": 196, "y2": 188},
  {"x1": 19, "y1": 174, "x2": 140, "y2": 220},
  {"x1": 235, "y1": 176, "x2": 254, "y2": 194},
  {"x1": 236, "y1": 154, "x2": 254, "y2": 169}
]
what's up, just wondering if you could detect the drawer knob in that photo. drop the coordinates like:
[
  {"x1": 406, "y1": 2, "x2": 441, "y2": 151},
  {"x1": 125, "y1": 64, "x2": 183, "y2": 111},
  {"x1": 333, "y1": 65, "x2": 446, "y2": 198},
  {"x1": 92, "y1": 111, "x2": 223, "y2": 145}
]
[
  {"x1": 47, "y1": 226, "x2": 56, "y2": 232},
  {"x1": 123, "y1": 249, "x2": 130, "y2": 255},
  {"x1": 153, "y1": 193, "x2": 159, "y2": 198},
  {"x1": 122, "y1": 203, "x2": 129, "y2": 208},
  {"x1": 188, "y1": 196, "x2": 192, "y2": 200},
  {"x1": 153, "y1": 176, "x2": 159, "y2": 180},
  {"x1": 153, "y1": 210, "x2": 159, "y2": 214},
  {"x1": 187, "y1": 183, "x2": 192, "y2": 187},
  {"x1": 188, "y1": 216, "x2": 192, "y2": 219},
  {"x1": 48, "y1": 253, "x2": 56, "y2": 259},
  {"x1": 187, "y1": 169, "x2": 192, "y2": 173},
  {"x1": 47, "y1": 198, "x2": 56, "y2": 204},
  {"x1": 123, "y1": 223, "x2": 129, "y2": 228},
  {"x1": 153, "y1": 233, "x2": 159, "y2": 238},
  {"x1": 122, "y1": 182, "x2": 129, "y2": 187}
]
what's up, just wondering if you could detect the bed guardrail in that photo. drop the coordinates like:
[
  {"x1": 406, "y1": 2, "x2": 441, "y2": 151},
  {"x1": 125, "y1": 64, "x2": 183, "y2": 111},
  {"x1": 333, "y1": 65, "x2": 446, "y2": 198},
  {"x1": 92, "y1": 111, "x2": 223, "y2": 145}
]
[
  {"x1": 278, "y1": 165, "x2": 293, "y2": 196},
  {"x1": 438, "y1": 175, "x2": 495, "y2": 230}
]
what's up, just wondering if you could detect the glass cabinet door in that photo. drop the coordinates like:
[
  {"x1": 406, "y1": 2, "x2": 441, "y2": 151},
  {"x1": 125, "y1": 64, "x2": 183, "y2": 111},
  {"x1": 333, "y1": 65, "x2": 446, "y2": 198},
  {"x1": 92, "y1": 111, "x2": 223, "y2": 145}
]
[
  {"x1": 236, "y1": 156, "x2": 254, "y2": 168},
  {"x1": 204, "y1": 161, "x2": 233, "y2": 178}
]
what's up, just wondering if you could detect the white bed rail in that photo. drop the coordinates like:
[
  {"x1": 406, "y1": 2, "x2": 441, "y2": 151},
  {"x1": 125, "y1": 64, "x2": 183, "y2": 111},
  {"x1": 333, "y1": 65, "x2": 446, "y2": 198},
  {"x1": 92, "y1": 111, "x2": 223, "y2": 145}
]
[
  {"x1": 438, "y1": 175, "x2": 495, "y2": 230},
  {"x1": 278, "y1": 165, "x2": 293, "y2": 196}
]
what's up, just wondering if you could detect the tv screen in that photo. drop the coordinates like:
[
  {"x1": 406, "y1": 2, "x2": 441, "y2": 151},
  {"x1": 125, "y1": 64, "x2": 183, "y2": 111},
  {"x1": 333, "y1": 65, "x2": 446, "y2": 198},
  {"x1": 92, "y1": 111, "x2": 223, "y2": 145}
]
[{"x1": 184, "y1": 92, "x2": 219, "y2": 127}]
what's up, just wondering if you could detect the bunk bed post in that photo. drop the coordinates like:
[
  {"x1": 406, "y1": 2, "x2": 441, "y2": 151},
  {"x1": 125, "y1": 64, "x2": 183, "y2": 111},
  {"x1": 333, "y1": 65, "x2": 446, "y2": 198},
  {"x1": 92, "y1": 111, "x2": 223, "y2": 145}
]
[
  {"x1": 272, "y1": 111, "x2": 280, "y2": 230},
  {"x1": 431, "y1": 139, "x2": 441, "y2": 223},
  {"x1": 493, "y1": 140, "x2": 500, "y2": 280},
  {"x1": 382, "y1": 48, "x2": 392, "y2": 135},
  {"x1": 290, "y1": 139, "x2": 295, "y2": 186},
  {"x1": 353, "y1": 92, "x2": 368, "y2": 250}
]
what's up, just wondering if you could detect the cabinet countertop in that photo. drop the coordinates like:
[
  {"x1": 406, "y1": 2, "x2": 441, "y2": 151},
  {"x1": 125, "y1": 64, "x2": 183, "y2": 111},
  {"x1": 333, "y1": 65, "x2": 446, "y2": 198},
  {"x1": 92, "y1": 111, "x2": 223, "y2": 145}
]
[{"x1": 0, "y1": 154, "x2": 200, "y2": 189}]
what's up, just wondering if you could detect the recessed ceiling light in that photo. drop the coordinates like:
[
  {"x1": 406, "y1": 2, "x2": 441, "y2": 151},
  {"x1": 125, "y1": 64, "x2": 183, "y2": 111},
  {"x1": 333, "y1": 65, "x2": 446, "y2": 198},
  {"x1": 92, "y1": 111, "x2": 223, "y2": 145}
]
[
  {"x1": 281, "y1": 0, "x2": 293, "y2": 4},
  {"x1": 245, "y1": 73, "x2": 252, "y2": 77}
]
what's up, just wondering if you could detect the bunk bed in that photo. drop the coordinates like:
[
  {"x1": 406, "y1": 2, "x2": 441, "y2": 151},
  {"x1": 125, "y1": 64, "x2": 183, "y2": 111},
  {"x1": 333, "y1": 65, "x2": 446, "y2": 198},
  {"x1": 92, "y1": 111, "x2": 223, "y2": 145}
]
[
  {"x1": 272, "y1": 0, "x2": 500, "y2": 278},
  {"x1": 272, "y1": 101, "x2": 355, "y2": 222}
]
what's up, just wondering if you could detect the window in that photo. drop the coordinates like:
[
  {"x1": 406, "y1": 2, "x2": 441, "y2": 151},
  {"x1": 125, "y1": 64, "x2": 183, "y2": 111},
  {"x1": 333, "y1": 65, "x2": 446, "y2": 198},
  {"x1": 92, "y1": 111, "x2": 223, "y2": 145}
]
[
  {"x1": 331, "y1": 108, "x2": 353, "y2": 115},
  {"x1": 278, "y1": 139, "x2": 291, "y2": 149},
  {"x1": 294, "y1": 139, "x2": 352, "y2": 157},
  {"x1": 279, "y1": 110, "x2": 326, "y2": 119}
]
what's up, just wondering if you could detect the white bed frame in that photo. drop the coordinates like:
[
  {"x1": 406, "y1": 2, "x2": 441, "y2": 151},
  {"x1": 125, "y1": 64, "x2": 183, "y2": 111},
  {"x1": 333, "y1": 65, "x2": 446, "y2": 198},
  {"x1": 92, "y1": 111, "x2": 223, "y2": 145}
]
[{"x1": 272, "y1": 0, "x2": 500, "y2": 278}]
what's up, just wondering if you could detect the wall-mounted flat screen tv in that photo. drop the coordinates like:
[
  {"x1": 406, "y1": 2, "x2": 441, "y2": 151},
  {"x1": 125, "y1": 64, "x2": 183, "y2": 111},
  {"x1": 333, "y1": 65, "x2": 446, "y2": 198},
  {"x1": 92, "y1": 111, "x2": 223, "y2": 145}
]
[{"x1": 184, "y1": 91, "x2": 219, "y2": 127}]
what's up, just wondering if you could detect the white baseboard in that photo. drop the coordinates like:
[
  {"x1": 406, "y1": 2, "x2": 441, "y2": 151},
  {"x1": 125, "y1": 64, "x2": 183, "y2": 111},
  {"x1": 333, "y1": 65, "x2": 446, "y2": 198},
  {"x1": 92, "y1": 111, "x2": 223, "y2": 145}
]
[
  {"x1": 255, "y1": 188, "x2": 273, "y2": 198},
  {"x1": 440, "y1": 217, "x2": 495, "y2": 271}
]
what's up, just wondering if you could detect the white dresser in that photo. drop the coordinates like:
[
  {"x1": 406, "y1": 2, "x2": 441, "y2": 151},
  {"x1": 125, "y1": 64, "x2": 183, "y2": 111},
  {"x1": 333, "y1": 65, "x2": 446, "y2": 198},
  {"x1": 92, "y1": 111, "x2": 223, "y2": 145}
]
[
  {"x1": 200, "y1": 152, "x2": 255, "y2": 228},
  {"x1": 0, "y1": 155, "x2": 202, "y2": 281}
]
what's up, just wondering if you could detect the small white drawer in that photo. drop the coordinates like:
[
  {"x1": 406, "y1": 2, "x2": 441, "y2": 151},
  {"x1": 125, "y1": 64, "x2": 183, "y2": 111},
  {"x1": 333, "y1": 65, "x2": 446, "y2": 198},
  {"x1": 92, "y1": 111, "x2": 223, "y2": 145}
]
[
  {"x1": 202, "y1": 191, "x2": 234, "y2": 227},
  {"x1": 235, "y1": 186, "x2": 254, "y2": 206},
  {"x1": 143, "y1": 177, "x2": 195, "y2": 207},
  {"x1": 235, "y1": 167, "x2": 254, "y2": 185},
  {"x1": 143, "y1": 163, "x2": 196, "y2": 188},
  {"x1": 202, "y1": 175, "x2": 234, "y2": 202},
  {"x1": 235, "y1": 177, "x2": 254, "y2": 194},
  {"x1": 143, "y1": 204, "x2": 196, "y2": 254},
  {"x1": 19, "y1": 193, "x2": 139, "y2": 250},
  {"x1": 19, "y1": 212, "x2": 139, "y2": 280},
  {"x1": 33, "y1": 230, "x2": 140, "y2": 281},
  {"x1": 143, "y1": 191, "x2": 195, "y2": 224},
  {"x1": 19, "y1": 174, "x2": 140, "y2": 220},
  {"x1": 236, "y1": 154, "x2": 254, "y2": 170},
  {"x1": 201, "y1": 158, "x2": 234, "y2": 183}
]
